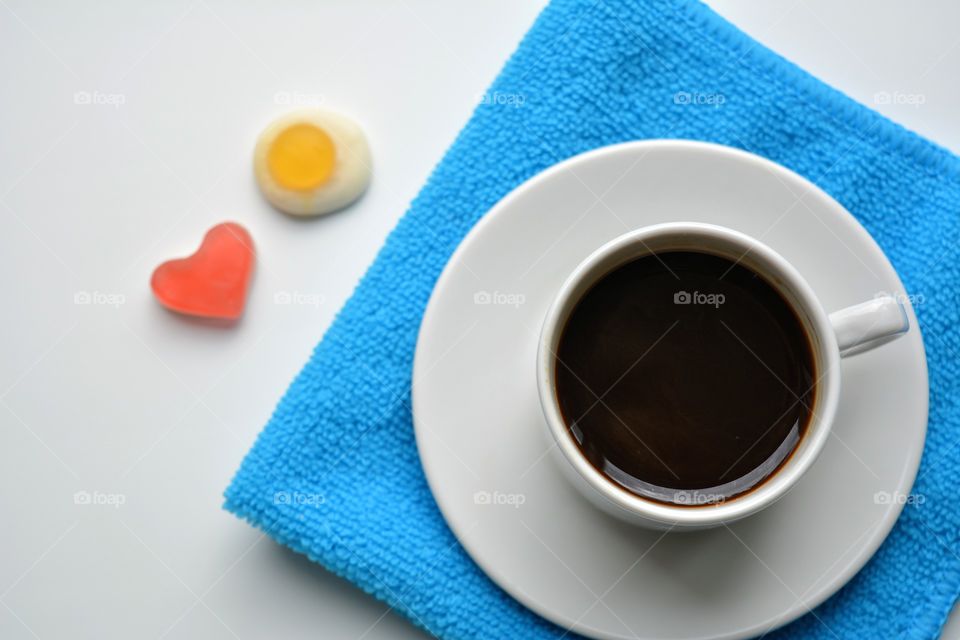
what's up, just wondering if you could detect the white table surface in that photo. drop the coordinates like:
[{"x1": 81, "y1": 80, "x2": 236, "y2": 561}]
[{"x1": 1, "y1": 1, "x2": 958, "y2": 638}]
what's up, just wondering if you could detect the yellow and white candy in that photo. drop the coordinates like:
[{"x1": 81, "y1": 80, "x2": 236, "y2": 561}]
[{"x1": 254, "y1": 109, "x2": 372, "y2": 217}]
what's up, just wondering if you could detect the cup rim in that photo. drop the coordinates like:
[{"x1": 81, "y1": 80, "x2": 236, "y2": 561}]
[{"x1": 536, "y1": 222, "x2": 842, "y2": 527}]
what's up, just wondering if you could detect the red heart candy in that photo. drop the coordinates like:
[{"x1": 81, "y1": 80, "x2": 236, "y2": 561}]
[{"x1": 151, "y1": 222, "x2": 255, "y2": 320}]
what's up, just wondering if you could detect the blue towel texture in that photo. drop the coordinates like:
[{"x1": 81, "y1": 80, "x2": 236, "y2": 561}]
[{"x1": 225, "y1": 0, "x2": 960, "y2": 637}]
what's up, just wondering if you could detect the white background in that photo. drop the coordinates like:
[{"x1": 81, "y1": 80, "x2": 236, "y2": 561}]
[{"x1": 1, "y1": 1, "x2": 958, "y2": 638}]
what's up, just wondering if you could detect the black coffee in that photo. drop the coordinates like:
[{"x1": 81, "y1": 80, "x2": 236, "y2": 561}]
[{"x1": 555, "y1": 251, "x2": 815, "y2": 506}]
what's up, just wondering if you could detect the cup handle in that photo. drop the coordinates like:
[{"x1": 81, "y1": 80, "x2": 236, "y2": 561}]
[{"x1": 829, "y1": 295, "x2": 910, "y2": 357}]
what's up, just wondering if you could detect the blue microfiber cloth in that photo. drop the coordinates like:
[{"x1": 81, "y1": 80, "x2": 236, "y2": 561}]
[{"x1": 225, "y1": 0, "x2": 960, "y2": 637}]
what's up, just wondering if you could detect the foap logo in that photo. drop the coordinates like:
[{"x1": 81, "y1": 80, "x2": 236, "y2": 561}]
[
  {"x1": 73, "y1": 90, "x2": 126, "y2": 109},
  {"x1": 477, "y1": 91, "x2": 526, "y2": 108},
  {"x1": 673, "y1": 91, "x2": 726, "y2": 108},
  {"x1": 274, "y1": 290, "x2": 325, "y2": 307},
  {"x1": 273, "y1": 491, "x2": 326, "y2": 507},
  {"x1": 873, "y1": 91, "x2": 926, "y2": 107},
  {"x1": 74, "y1": 290, "x2": 126, "y2": 308},
  {"x1": 673, "y1": 290, "x2": 725, "y2": 308},
  {"x1": 73, "y1": 490, "x2": 126, "y2": 508},
  {"x1": 673, "y1": 491, "x2": 726, "y2": 506},
  {"x1": 875, "y1": 291, "x2": 925, "y2": 306},
  {"x1": 873, "y1": 491, "x2": 925, "y2": 506},
  {"x1": 273, "y1": 90, "x2": 325, "y2": 107},
  {"x1": 473, "y1": 290, "x2": 525, "y2": 308},
  {"x1": 473, "y1": 490, "x2": 526, "y2": 508}
]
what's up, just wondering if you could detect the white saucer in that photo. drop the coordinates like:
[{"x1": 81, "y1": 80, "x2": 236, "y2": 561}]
[{"x1": 412, "y1": 141, "x2": 928, "y2": 640}]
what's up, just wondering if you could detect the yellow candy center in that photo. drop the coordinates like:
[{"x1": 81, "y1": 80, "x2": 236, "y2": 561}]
[{"x1": 267, "y1": 123, "x2": 336, "y2": 191}]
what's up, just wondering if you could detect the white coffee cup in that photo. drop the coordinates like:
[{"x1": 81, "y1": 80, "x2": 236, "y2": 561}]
[{"x1": 536, "y1": 222, "x2": 910, "y2": 530}]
